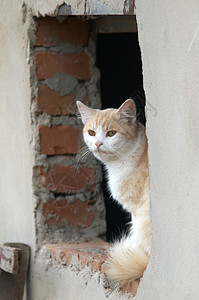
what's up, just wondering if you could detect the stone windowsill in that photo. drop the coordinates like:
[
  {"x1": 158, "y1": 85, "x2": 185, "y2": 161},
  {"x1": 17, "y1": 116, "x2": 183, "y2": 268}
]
[{"x1": 43, "y1": 239, "x2": 139, "y2": 296}]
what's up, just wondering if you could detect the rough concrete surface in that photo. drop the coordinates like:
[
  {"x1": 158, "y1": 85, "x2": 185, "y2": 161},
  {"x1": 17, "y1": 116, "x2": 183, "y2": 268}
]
[
  {"x1": 28, "y1": 0, "x2": 134, "y2": 16},
  {"x1": 30, "y1": 249, "x2": 132, "y2": 300},
  {"x1": 136, "y1": 0, "x2": 199, "y2": 299},
  {"x1": 1, "y1": 0, "x2": 199, "y2": 299},
  {"x1": 43, "y1": 72, "x2": 78, "y2": 96},
  {"x1": 0, "y1": 0, "x2": 36, "y2": 251}
]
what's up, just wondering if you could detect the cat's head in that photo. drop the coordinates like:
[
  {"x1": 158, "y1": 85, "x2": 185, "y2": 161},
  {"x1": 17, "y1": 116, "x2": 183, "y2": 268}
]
[{"x1": 77, "y1": 99, "x2": 138, "y2": 162}]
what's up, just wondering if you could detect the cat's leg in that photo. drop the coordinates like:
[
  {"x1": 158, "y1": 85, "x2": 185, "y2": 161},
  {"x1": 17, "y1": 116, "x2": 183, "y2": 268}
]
[{"x1": 132, "y1": 215, "x2": 151, "y2": 257}]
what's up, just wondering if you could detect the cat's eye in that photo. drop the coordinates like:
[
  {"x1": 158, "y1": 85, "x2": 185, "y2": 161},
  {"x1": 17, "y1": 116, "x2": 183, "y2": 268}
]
[
  {"x1": 106, "y1": 130, "x2": 117, "y2": 137},
  {"x1": 88, "y1": 130, "x2": 96, "y2": 136}
]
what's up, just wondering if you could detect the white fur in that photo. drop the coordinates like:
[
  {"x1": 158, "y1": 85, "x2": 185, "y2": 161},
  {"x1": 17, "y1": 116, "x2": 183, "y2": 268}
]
[
  {"x1": 105, "y1": 129, "x2": 143, "y2": 212},
  {"x1": 107, "y1": 159, "x2": 135, "y2": 209}
]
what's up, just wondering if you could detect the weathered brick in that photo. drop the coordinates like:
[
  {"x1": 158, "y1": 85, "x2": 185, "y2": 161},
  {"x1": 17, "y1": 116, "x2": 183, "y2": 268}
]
[
  {"x1": 38, "y1": 164, "x2": 95, "y2": 193},
  {"x1": 121, "y1": 279, "x2": 140, "y2": 297},
  {"x1": 36, "y1": 84, "x2": 88, "y2": 116},
  {"x1": 43, "y1": 240, "x2": 109, "y2": 272},
  {"x1": 38, "y1": 125, "x2": 81, "y2": 155},
  {"x1": 34, "y1": 52, "x2": 91, "y2": 81},
  {"x1": 42, "y1": 198, "x2": 97, "y2": 228},
  {"x1": 35, "y1": 17, "x2": 89, "y2": 46}
]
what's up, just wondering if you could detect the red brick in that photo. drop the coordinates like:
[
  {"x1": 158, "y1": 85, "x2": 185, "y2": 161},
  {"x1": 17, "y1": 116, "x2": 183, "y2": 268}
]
[
  {"x1": 38, "y1": 125, "x2": 81, "y2": 155},
  {"x1": 34, "y1": 52, "x2": 91, "y2": 81},
  {"x1": 35, "y1": 17, "x2": 89, "y2": 46},
  {"x1": 42, "y1": 198, "x2": 97, "y2": 227},
  {"x1": 36, "y1": 85, "x2": 88, "y2": 116},
  {"x1": 43, "y1": 239, "x2": 109, "y2": 272},
  {"x1": 38, "y1": 164, "x2": 95, "y2": 193}
]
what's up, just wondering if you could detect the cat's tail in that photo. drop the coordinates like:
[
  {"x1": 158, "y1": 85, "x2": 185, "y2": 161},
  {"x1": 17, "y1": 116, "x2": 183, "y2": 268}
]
[{"x1": 106, "y1": 238, "x2": 149, "y2": 285}]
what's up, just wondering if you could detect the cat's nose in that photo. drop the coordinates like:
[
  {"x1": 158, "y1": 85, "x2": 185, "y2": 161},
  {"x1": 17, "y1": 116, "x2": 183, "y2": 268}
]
[{"x1": 95, "y1": 141, "x2": 103, "y2": 149}]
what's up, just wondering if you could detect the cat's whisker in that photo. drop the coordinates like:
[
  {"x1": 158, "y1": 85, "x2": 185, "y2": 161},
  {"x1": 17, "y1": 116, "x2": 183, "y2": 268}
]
[
  {"x1": 75, "y1": 148, "x2": 88, "y2": 166},
  {"x1": 111, "y1": 149, "x2": 121, "y2": 159},
  {"x1": 76, "y1": 146, "x2": 89, "y2": 158},
  {"x1": 109, "y1": 146, "x2": 124, "y2": 159},
  {"x1": 74, "y1": 148, "x2": 94, "y2": 183},
  {"x1": 75, "y1": 146, "x2": 94, "y2": 168}
]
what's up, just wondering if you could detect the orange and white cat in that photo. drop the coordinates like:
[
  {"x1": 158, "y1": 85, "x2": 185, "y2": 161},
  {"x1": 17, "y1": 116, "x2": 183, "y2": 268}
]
[{"x1": 77, "y1": 99, "x2": 151, "y2": 289}]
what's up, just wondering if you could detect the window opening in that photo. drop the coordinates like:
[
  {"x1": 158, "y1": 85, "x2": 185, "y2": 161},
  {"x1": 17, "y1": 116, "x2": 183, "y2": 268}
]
[{"x1": 96, "y1": 30, "x2": 145, "y2": 242}]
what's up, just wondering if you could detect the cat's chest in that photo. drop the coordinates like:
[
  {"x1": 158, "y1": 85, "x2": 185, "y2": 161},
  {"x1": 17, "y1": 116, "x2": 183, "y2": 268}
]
[
  {"x1": 108, "y1": 172, "x2": 123, "y2": 199},
  {"x1": 107, "y1": 161, "x2": 134, "y2": 203}
]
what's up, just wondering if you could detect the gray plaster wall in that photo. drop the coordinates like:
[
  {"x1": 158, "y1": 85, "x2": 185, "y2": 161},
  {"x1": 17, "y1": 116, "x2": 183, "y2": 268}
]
[
  {"x1": 1, "y1": 0, "x2": 199, "y2": 299},
  {"x1": 0, "y1": 2, "x2": 35, "y2": 251},
  {"x1": 136, "y1": 0, "x2": 199, "y2": 299},
  {"x1": 29, "y1": 0, "x2": 133, "y2": 16},
  {"x1": 29, "y1": 247, "x2": 132, "y2": 300}
]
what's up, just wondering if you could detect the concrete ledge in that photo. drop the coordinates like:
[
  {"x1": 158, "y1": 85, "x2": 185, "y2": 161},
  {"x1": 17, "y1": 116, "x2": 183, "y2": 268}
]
[
  {"x1": 43, "y1": 239, "x2": 109, "y2": 273},
  {"x1": 42, "y1": 239, "x2": 139, "y2": 297}
]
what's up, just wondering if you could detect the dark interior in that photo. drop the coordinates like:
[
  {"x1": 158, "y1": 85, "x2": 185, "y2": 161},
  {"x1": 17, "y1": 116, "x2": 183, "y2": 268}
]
[{"x1": 96, "y1": 32, "x2": 146, "y2": 242}]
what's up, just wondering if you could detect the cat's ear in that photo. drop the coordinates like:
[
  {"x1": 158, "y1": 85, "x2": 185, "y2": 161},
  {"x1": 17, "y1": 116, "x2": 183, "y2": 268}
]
[
  {"x1": 117, "y1": 99, "x2": 136, "y2": 123},
  {"x1": 76, "y1": 101, "x2": 96, "y2": 124}
]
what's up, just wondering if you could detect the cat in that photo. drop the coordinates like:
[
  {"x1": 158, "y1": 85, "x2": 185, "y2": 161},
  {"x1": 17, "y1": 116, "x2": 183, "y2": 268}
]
[{"x1": 77, "y1": 99, "x2": 151, "y2": 290}]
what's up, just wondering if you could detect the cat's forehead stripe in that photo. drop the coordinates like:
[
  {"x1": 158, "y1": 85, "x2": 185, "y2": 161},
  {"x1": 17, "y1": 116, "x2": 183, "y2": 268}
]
[{"x1": 94, "y1": 110, "x2": 117, "y2": 130}]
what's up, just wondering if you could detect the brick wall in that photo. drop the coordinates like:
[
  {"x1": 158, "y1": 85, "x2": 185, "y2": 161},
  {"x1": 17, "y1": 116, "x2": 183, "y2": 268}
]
[{"x1": 32, "y1": 16, "x2": 106, "y2": 246}]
